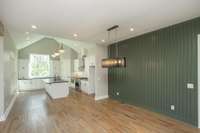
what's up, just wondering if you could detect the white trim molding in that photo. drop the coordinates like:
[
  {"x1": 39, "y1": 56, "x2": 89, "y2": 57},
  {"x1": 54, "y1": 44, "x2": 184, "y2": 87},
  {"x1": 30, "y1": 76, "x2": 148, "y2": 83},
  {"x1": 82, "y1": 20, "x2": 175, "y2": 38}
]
[
  {"x1": 198, "y1": 34, "x2": 200, "y2": 128},
  {"x1": 0, "y1": 93, "x2": 17, "y2": 122},
  {"x1": 95, "y1": 95, "x2": 109, "y2": 101}
]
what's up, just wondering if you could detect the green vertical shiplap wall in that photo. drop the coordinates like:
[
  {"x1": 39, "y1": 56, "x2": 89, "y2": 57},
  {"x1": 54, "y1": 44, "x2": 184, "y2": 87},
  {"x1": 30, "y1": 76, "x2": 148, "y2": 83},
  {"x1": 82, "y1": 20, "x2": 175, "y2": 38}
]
[{"x1": 108, "y1": 17, "x2": 200, "y2": 126}]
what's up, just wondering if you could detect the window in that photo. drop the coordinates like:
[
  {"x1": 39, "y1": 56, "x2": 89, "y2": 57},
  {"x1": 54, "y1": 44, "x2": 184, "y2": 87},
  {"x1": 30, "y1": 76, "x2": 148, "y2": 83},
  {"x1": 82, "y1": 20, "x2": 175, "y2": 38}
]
[{"x1": 29, "y1": 54, "x2": 50, "y2": 78}]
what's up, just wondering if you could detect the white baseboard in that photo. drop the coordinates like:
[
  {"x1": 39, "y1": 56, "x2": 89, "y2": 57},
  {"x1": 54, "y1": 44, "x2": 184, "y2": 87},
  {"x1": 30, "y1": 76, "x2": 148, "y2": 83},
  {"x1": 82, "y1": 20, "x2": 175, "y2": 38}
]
[
  {"x1": 0, "y1": 93, "x2": 17, "y2": 122},
  {"x1": 95, "y1": 95, "x2": 109, "y2": 101}
]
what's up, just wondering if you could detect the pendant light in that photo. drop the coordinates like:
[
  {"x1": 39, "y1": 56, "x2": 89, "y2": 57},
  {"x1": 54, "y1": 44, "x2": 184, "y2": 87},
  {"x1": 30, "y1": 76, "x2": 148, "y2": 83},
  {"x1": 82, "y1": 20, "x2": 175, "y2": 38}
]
[
  {"x1": 102, "y1": 25, "x2": 126, "y2": 68},
  {"x1": 51, "y1": 54, "x2": 56, "y2": 58},
  {"x1": 54, "y1": 49, "x2": 60, "y2": 56},
  {"x1": 52, "y1": 43, "x2": 65, "y2": 58},
  {"x1": 59, "y1": 44, "x2": 64, "y2": 53}
]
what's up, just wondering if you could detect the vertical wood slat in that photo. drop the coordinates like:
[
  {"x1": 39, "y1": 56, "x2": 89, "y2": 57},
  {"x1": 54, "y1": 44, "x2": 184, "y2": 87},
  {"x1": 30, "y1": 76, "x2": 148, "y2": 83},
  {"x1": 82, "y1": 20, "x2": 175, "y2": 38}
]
[{"x1": 108, "y1": 17, "x2": 200, "y2": 126}]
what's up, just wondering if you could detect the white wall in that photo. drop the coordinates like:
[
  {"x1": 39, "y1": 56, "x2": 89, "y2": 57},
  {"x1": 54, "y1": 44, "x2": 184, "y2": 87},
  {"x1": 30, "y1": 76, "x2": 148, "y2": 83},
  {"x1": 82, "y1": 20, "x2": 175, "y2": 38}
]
[
  {"x1": 94, "y1": 45, "x2": 108, "y2": 100},
  {"x1": 18, "y1": 38, "x2": 60, "y2": 60},
  {"x1": 3, "y1": 31, "x2": 18, "y2": 109},
  {"x1": 0, "y1": 26, "x2": 18, "y2": 121},
  {"x1": 60, "y1": 47, "x2": 78, "y2": 81},
  {"x1": 0, "y1": 36, "x2": 4, "y2": 119},
  {"x1": 60, "y1": 48, "x2": 71, "y2": 80}
]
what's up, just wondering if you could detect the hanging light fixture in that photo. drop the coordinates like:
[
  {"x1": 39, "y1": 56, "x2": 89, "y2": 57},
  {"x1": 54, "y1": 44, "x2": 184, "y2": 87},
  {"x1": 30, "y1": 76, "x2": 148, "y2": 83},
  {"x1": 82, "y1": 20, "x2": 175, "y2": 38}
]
[
  {"x1": 52, "y1": 43, "x2": 65, "y2": 58},
  {"x1": 102, "y1": 57, "x2": 126, "y2": 68},
  {"x1": 51, "y1": 54, "x2": 56, "y2": 58},
  {"x1": 59, "y1": 44, "x2": 65, "y2": 53},
  {"x1": 102, "y1": 25, "x2": 126, "y2": 68},
  {"x1": 54, "y1": 49, "x2": 60, "y2": 56}
]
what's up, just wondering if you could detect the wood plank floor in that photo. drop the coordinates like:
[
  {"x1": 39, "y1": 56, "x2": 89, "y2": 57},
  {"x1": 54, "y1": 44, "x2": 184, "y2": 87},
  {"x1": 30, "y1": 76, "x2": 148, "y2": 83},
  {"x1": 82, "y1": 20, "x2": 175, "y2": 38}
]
[{"x1": 0, "y1": 90, "x2": 200, "y2": 133}]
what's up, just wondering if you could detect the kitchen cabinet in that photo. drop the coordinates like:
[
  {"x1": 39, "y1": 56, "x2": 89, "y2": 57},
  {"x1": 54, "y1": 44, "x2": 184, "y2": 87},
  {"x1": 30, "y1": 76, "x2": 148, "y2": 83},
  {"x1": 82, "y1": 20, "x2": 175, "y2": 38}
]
[
  {"x1": 81, "y1": 80, "x2": 89, "y2": 94},
  {"x1": 85, "y1": 56, "x2": 95, "y2": 66},
  {"x1": 81, "y1": 80, "x2": 94, "y2": 95},
  {"x1": 18, "y1": 79, "x2": 45, "y2": 91},
  {"x1": 43, "y1": 79, "x2": 69, "y2": 99},
  {"x1": 85, "y1": 56, "x2": 95, "y2": 77}
]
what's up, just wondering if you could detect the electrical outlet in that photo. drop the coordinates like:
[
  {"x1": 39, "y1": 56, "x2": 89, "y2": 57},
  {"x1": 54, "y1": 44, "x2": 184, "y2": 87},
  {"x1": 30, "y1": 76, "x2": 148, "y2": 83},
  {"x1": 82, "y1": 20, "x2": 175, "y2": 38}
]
[
  {"x1": 187, "y1": 83, "x2": 194, "y2": 89},
  {"x1": 116, "y1": 92, "x2": 120, "y2": 96},
  {"x1": 170, "y1": 105, "x2": 175, "y2": 111}
]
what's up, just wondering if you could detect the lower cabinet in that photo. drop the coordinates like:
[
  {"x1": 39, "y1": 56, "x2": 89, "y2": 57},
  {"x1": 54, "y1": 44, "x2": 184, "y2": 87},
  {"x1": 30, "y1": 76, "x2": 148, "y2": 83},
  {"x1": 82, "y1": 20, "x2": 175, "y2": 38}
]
[
  {"x1": 81, "y1": 80, "x2": 94, "y2": 95},
  {"x1": 18, "y1": 79, "x2": 45, "y2": 91},
  {"x1": 45, "y1": 82, "x2": 69, "y2": 99}
]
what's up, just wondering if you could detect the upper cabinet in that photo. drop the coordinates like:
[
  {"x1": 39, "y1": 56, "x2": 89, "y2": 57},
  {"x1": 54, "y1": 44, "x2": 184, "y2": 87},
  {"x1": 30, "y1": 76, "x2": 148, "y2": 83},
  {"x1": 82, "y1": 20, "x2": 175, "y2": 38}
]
[
  {"x1": 73, "y1": 56, "x2": 95, "y2": 77},
  {"x1": 86, "y1": 56, "x2": 95, "y2": 66},
  {"x1": 84, "y1": 56, "x2": 95, "y2": 77}
]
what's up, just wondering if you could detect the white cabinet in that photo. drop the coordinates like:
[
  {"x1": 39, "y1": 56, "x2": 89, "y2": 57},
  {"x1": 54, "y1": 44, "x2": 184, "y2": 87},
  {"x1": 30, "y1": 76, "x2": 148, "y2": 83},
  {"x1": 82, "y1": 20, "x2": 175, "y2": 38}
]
[
  {"x1": 34, "y1": 79, "x2": 45, "y2": 89},
  {"x1": 18, "y1": 79, "x2": 45, "y2": 91},
  {"x1": 81, "y1": 80, "x2": 89, "y2": 94},
  {"x1": 85, "y1": 56, "x2": 95, "y2": 77},
  {"x1": 18, "y1": 80, "x2": 30, "y2": 90},
  {"x1": 81, "y1": 80, "x2": 94, "y2": 95},
  {"x1": 80, "y1": 56, "x2": 95, "y2": 94},
  {"x1": 45, "y1": 82, "x2": 69, "y2": 99},
  {"x1": 85, "y1": 56, "x2": 95, "y2": 67}
]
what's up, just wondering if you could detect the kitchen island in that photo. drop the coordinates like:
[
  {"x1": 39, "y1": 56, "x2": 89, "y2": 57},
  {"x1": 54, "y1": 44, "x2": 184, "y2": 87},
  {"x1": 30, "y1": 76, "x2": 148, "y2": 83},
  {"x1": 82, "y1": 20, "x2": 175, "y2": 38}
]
[{"x1": 43, "y1": 78, "x2": 69, "y2": 99}]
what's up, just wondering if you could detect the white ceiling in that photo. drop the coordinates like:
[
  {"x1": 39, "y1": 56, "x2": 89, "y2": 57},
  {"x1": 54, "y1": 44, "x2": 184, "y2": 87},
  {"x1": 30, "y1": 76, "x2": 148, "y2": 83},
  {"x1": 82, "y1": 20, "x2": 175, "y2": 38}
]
[
  {"x1": 8, "y1": 31, "x2": 96, "y2": 51},
  {"x1": 1, "y1": 0, "x2": 200, "y2": 49}
]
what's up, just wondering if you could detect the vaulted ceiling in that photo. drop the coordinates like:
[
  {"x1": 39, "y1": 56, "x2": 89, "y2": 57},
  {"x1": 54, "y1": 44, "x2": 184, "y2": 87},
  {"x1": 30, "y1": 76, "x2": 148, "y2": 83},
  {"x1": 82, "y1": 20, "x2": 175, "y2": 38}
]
[{"x1": 1, "y1": 0, "x2": 200, "y2": 49}]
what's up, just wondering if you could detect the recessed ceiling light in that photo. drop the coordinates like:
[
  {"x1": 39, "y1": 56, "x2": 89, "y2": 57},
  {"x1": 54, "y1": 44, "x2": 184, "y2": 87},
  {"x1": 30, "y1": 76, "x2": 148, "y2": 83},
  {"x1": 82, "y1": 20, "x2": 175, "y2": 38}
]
[
  {"x1": 130, "y1": 28, "x2": 134, "y2": 31},
  {"x1": 25, "y1": 32, "x2": 29, "y2": 34},
  {"x1": 73, "y1": 34, "x2": 78, "y2": 37},
  {"x1": 31, "y1": 25, "x2": 37, "y2": 29},
  {"x1": 101, "y1": 39, "x2": 105, "y2": 43}
]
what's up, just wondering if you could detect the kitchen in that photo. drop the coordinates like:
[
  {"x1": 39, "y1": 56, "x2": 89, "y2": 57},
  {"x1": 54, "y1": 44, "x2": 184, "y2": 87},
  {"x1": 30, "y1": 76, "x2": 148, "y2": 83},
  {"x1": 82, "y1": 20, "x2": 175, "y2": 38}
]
[
  {"x1": 17, "y1": 37, "x2": 96, "y2": 99},
  {"x1": 1, "y1": 0, "x2": 200, "y2": 132}
]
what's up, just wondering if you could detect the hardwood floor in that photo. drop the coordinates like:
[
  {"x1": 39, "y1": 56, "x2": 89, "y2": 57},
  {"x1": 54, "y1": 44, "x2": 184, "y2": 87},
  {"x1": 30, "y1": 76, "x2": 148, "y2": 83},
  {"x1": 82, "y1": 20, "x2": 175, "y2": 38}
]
[{"x1": 0, "y1": 89, "x2": 200, "y2": 133}]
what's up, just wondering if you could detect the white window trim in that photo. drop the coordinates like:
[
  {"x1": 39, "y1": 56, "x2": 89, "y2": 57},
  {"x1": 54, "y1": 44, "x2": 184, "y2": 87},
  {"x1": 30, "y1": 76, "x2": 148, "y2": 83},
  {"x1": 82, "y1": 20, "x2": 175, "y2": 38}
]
[{"x1": 29, "y1": 54, "x2": 50, "y2": 78}]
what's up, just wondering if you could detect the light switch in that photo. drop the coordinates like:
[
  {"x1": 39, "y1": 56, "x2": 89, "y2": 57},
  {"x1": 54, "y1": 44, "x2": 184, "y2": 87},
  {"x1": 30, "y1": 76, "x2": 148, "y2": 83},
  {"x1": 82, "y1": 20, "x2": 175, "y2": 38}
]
[{"x1": 187, "y1": 83, "x2": 194, "y2": 89}]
